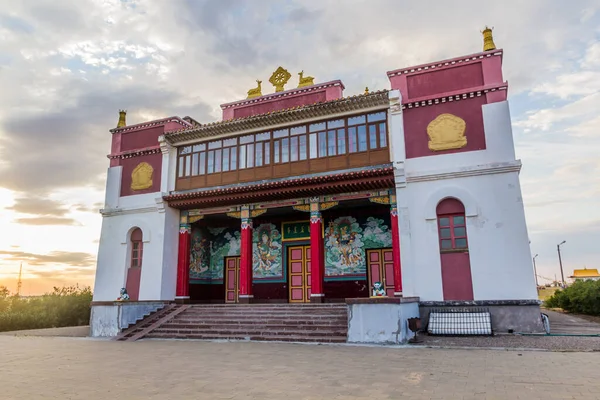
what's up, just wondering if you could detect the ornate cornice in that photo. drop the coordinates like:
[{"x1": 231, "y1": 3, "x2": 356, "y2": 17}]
[
  {"x1": 109, "y1": 116, "x2": 192, "y2": 134},
  {"x1": 402, "y1": 84, "x2": 507, "y2": 110},
  {"x1": 107, "y1": 145, "x2": 161, "y2": 160},
  {"x1": 406, "y1": 161, "x2": 522, "y2": 183},
  {"x1": 387, "y1": 50, "x2": 503, "y2": 77}
]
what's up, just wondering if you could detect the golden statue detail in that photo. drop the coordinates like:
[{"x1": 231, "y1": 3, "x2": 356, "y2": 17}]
[
  {"x1": 427, "y1": 114, "x2": 467, "y2": 151},
  {"x1": 117, "y1": 110, "x2": 127, "y2": 128},
  {"x1": 297, "y1": 70, "x2": 314, "y2": 88},
  {"x1": 131, "y1": 162, "x2": 153, "y2": 191},
  {"x1": 482, "y1": 26, "x2": 496, "y2": 51},
  {"x1": 269, "y1": 66, "x2": 292, "y2": 92},
  {"x1": 247, "y1": 80, "x2": 262, "y2": 99}
]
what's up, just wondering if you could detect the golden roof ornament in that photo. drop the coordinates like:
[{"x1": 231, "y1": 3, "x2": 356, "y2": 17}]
[
  {"x1": 364, "y1": 87, "x2": 369, "y2": 95},
  {"x1": 247, "y1": 80, "x2": 262, "y2": 99},
  {"x1": 297, "y1": 70, "x2": 315, "y2": 88},
  {"x1": 482, "y1": 26, "x2": 496, "y2": 51},
  {"x1": 117, "y1": 110, "x2": 127, "y2": 128},
  {"x1": 269, "y1": 66, "x2": 292, "y2": 92}
]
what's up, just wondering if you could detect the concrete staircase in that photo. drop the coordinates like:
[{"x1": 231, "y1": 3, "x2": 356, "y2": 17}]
[{"x1": 120, "y1": 304, "x2": 349, "y2": 343}]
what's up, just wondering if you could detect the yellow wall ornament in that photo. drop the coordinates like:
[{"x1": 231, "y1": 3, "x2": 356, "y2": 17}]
[
  {"x1": 269, "y1": 66, "x2": 292, "y2": 92},
  {"x1": 247, "y1": 80, "x2": 263, "y2": 99},
  {"x1": 297, "y1": 70, "x2": 315, "y2": 88},
  {"x1": 427, "y1": 113, "x2": 468, "y2": 151},
  {"x1": 131, "y1": 162, "x2": 153, "y2": 191}
]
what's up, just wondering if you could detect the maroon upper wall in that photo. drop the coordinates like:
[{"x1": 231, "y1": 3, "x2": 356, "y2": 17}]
[{"x1": 120, "y1": 125, "x2": 164, "y2": 152}]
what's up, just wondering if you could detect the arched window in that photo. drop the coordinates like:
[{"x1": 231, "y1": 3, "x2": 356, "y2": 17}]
[
  {"x1": 131, "y1": 228, "x2": 143, "y2": 268},
  {"x1": 436, "y1": 198, "x2": 468, "y2": 251}
]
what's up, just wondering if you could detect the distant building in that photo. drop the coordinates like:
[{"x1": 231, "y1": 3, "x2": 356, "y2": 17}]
[{"x1": 569, "y1": 268, "x2": 600, "y2": 282}]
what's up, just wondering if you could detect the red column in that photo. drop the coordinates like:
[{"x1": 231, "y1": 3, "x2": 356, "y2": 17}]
[
  {"x1": 238, "y1": 217, "x2": 254, "y2": 303},
  {"x1": 176, "y1": 223, "x2": 191, "y2": 301},
  {"x1": 390, "y1": 203, "x2": 403, "y2": 296},
  {"x1": 310, "y1": 211, "x2": 325, "y2": 303}
]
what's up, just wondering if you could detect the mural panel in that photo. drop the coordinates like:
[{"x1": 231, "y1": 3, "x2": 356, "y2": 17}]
[
  {"x1": 252, "y1": 223, "x2": 283, "y2": 279},
  {"x1": 190, "y1": 226, "x2": 241, "y2": 281}
]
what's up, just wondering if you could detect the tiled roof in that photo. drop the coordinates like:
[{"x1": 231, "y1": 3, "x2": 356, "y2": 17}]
[
  {"x1": 163, "y1": 90, "x2": 390, "y2": 144},
  {"x1": 570, "y1": 269, "x2": 600, "y2": 278}
]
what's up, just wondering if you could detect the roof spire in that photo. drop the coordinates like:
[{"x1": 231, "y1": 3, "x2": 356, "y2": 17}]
[
  {"x1": 117, "y1": 110, "x2": 127, "y2": 128},
  {"x1": 482, "y1": 26, "x2": 496, "y2": 51}
]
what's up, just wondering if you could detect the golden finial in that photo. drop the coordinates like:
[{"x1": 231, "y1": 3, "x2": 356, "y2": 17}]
[
  {"x1": 297, "y1": 70, "x2": 315, "y2": 88},
  {"x1": 247, "y1": 80, "x2": 262, "y2": 99},
  {"x1": 117, "y1": 110, "x2": 127, "y2": 128},
  {"x1": 482, "y1": 26, "x2": 496, "y2": 51},
  {"x1": 364, "y1": 87, "x2": 369, "y2": 95},
  {"x1": 269, "y1": 66, "x2": 292, "y2": 92}
]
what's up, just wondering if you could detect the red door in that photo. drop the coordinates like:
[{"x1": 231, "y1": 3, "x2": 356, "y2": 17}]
[
  {"x1": 225, "y1": 256, "x2": 240, "y2": 303},
  {"x1": 367, "y1": 248, "x2": 395, "y2": 297},
  {"x1": 125, "y1": 267, "x2": 141, "y2": 301},
  {"x1": 289, "y1": 245, "x2": 311, "y2": 303}
]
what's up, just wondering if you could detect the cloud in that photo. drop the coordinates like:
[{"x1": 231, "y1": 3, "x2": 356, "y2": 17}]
[
  {"x1": 6, "y1": 197, "x2": 69, "y2": 216},
  {"x1": 14, "y1": 217, "x2": 81, "y2": 226},
  {"x1": 0, "y1": 250, "x2": 96, "y2": 267}
]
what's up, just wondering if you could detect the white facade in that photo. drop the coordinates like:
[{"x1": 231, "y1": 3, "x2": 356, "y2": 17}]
[{"x1": 388, "y1": 90, "x2": 538, "y2": 302}]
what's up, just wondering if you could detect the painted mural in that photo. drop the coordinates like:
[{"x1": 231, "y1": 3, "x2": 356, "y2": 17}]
[
  {"x1": 325, "y1": 216, "x2": 392, "y2": 277},
  {"x1": 190, "y1": 226, "x2": 241, "y2": 281},
  {"x1": 252, "y1": 223, "x2": 283, "y2": 279}
]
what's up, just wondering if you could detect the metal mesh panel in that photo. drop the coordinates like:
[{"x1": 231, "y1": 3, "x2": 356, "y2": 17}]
[{"x1": 427, "y1": 308, "x2": 492, "y2": 336}]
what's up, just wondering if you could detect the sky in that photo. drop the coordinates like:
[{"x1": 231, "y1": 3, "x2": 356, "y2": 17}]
[{"x1": 0, "y1": 0, "x2": 598, "y2": 295}]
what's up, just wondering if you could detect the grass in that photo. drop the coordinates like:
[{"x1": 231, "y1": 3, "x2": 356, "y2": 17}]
[{"x1": 538, "y1": 286, "x2": 559, "y2": 301}]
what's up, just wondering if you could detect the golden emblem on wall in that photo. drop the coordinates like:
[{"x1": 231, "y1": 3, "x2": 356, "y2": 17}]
[
  {"x1": 427, "y1": 113, "x2": 467, "y2": 151},
  {"x1": 297, "y1": 70, "x2": 314, "y2": 88},
  {"x1": 269, "y1": 66, "x2": 292, "y2": 92},
  {"x1": 131, "y1": 162, "x2": 153, "y2": 191}
]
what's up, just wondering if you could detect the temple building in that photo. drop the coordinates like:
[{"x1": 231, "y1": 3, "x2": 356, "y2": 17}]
[{"x1": 91, "y1": 29, "x2": 544, "y2": 341}]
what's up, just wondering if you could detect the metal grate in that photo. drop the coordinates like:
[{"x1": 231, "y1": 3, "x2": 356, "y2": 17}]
[{"x1": 427, "y1": 308, "x2": 492, "y2": 336}]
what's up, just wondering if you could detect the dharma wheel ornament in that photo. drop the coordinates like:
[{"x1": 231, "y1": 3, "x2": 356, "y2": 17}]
[{"x1": 269, "y1": 66, "x2": 292, "y2": 92}]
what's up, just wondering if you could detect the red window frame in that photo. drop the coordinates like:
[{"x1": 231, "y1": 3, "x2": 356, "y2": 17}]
[
  {"x1": 131, "y1": 228, "x2": 143, "y2": 268},
  {"x1": 437, "y1": 214, "x2": 468, "y2": 252}
]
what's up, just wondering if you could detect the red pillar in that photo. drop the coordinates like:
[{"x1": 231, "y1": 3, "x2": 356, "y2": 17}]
[
  {"x1": 390, "y1": 202, "x2": 403, "y2": 296},
  {"x1": 310, "y1": 211, "x2": 325, "y2": 303},
  {"x1": 238, "y1": 217, "x2": 254, "y2": 303},
  {"x1": 176, "y1": 223, "x2": 191, "y2": 301}
]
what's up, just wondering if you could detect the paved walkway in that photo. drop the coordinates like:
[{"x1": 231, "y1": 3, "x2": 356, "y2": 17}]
[
  {"x1": 1, "y1": 336, "x2": 599, "y2": 399},
  {"x1": 544, "y1": 309, "x2": 600, "y2": 334}
]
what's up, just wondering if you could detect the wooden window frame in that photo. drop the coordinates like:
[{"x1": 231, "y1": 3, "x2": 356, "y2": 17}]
[
  {"x1": 130, "y1": 229, "x2": 143, "y2": 268},
  {"x1": 437, "y1": 213, "x2": 468, "y2": 253}
]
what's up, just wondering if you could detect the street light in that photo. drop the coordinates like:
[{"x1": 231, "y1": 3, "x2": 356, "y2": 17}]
[
  {"x1": 532, "y1": 254, "x2": 539, "y2": 287},
  {"x1": 557, "y1": 241, "x2": 566, "y2": 287}
]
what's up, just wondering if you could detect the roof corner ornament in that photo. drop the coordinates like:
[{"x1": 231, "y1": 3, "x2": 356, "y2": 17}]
[
  {"x1": 481, "y1": 26, "x2": 496, "y2": 51},
  {"x1": 247, "y1": 80, "x2": 263, "y2": 99},
  {"x1": 269, "y1": 66, "x2": 292, "y2": 92},
  {"x1": 297, "y1": 70, "x2": 315, "y2": 88},
  {"x1": 364, "y1": 87, "x2": 369, "y2": 95},
  {"x1": 117, "y1": 109, "x2": 127, "y2": 128}
]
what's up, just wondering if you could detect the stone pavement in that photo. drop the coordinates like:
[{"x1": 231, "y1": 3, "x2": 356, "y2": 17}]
[
  {"x1": 544, "y1": 309, "x2": 600, "y2": 335},
  {"x1": 1, "y1": 336, "x2": 600, "y2": 399}
]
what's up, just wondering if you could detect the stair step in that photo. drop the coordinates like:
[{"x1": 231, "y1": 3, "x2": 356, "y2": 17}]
[
  {"x1": 145, "y1": 332, "x2": 347, "y2": 343},
  {"x1": 152, "y1": 328, "x2": 346, "y2": 336},
  {"x1": 161, "y1": 322, "x2": 346, "y2": 329}
]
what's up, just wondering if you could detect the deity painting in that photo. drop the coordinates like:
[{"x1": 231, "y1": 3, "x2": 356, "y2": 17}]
[
  {"x1": 189, "y1": 228, "x2": 210, "y2": 280},
  {"x1": 252, "y1": 223, "x2": 282, "y2": 278},
  {"x1": 325, "y1": 216, "x2": 365, "y2": 276},
  {"x1": 362, "y1": 217, "x2": 392, "y2": 249}
]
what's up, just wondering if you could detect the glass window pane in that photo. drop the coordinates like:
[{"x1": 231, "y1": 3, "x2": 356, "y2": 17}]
[
  {"x1": 290, "y1": 136, "x2": 298, "y2": 162},
  {"x1": 132, "y1": 258, "x2": 138, "y2": 267},
  {"x1": 299, "y1": 135, "x2": 307, "y2": 160},
  {"x1": 199, "y1": 152, "x2": 206, "y2": 174},
  {"x1": 318, "y1": 131, "x2": 327, "y2": 158},
  {"x1": 255, "y1": 142, "x2": 263, "y2": 166},
  {"x1": 453, "y1": 216, "x2": 465, "y2": 225},
  {"x1": 208, "y1": 140, "x2": 222, "y2": 149},
  {"x1": 178, "y1": 157, "x2": 184, "y2": 177},
  {"x1": 133, "y1": 242, "x2": 139, "y2": 251},
  {"x1": 207, "y1": 151, "x2": 214, "y2": 173},
  {"x1": 309, "y1": 122, "x2": 326, "y2": 132},
  {"x1": 247, "y1": 144, "x2": 254, "y2": 168},
  {"x1": 192, "y1": 153, "x2": 199, "y2": 175},
  {"x1": 369, "y1": 125, "x2": 378, "y2": 149},
  {"x1": 439, "y1": 217, "x2": 450, "y2": 227},
  {"x1": 274, "y1": 140, "x2": 280, "y2": 163},
  {"x1": 223, "y1": 138, "x2": 236, "y2": 147},
  {"x1": 273, "y1": 129, "x2": 288, "y2": 139},
  {"x1": 455, "y1": 238, "x2": 468, "y2": 248},
  {"x1": 348, "y1": 127, "x2": 357, "y2": 153},
  {"x1": 256, "y1": 132, "x2": 270, "y2": 141},
  {"x1": 240, "y1": 135, "x2": 254, "y2": 144},
  {"x1": 309, "y1": 133, "x2": 317, "y2": 159},
  {"x1": 327, "y1": 130, "x2": 336, "y2": 156},
  {"x1": 367, "y1": 111, "x2": 386, "y2": 122},
  {"x1": 454, "y1": 227, "x2": 466, "y2": 237},
  {"x1": 379, "y1": 123, "x2": 387, "y2": 147},
  {"x1": 239, "y1": 145, "x2": 246, "y2": 169},
  {"x1": 291, "y1": 126, "x2": 306, "y2": 135},
  {"x1": 222, "y1": 148, "x2": 229, "y2": 172},
  {"x1": 327, "y1": 119, "x2": 344, "y2": 129},
  {"x1": 348, "y1": 115, "x2": 366, "y2": 125},
  {"x1": 281, "y1": 138, "x2": 289, "y2": 163},
  {"x1": 185, "y1": 155, "x2": 191, "y2": 176},
  {"x1": 214, "y1": 149, "x2": 222, "y2": 173},
  {"x1": 230, "y1": 147, "x2": 237, "y2": 170},
  {"x1": 441, "y1": 240, "x2": 452, "y2": 249},
  {"x1": 358, "y1": 125, "x2": 367, "y2": 151},
  {"x1": 180, "y1": 146, "x2": 192, "y2": 155},
  {"x1": 337, "y1": 128, "x2": 346, "y2": 154},
  {"x1": 193, "y1": 143, "x2": 205, "y2": 152},
  {"x1": 440, "y1": 228, "x2": 451, "y2": 239},
  {"x1": 264, "y1": 143, "x2": 270, "y2": 164}
]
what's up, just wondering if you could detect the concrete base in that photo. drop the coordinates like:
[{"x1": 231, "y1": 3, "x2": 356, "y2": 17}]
[
  {"x1": 89, "y1": 301, "x2": 168, "y2": 337},
  {"x1": 419, "y1": 300, "x2": 545, "y2": 334},
  {"x1": 238, "y1": 295, "x2": 254, "y2": 304},
  {"x1": 310, "y1": 295, "x2": 325, "y2": 303},
  {"x1": 346, "y1": 297, "x2": 420, "y2": 344}
]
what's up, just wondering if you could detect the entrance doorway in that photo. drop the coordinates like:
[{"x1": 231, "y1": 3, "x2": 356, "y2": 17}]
[
  {"x1": 288, "y1": 245, "x2": 311, "y2": 303},
  {"x1": 366, "y1": 248, "x2": 395, "y2": 297},
  {"x1": 224, "y1": 256, "x2": 240, "y2": 303}
]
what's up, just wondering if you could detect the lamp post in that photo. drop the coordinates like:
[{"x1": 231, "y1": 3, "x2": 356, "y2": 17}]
[
  {"x1": 532, "y1": 254, "x2": 539, "y2": 287},
  {"x1": 557, "y1": 241, "x2": 566, "y2": 287}
]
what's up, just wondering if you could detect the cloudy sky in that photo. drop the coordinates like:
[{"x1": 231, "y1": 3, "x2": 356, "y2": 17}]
[{"x1": 0, "y1": 0, "x2": 598, "y2": 295}]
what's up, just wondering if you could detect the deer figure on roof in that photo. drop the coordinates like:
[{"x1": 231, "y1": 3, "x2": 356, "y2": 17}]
[
  {"x1": 297, "y1": 70, "x2": 314, "y2": 88},
  {"x1": 247, "y1": 80, "x2": 262, "y2": 99}
]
